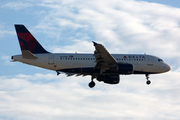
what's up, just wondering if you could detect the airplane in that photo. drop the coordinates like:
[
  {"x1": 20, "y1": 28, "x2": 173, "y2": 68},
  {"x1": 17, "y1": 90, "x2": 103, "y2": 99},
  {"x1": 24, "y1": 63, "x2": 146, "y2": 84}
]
[{"x1": 11, "y1": 24, "x2": 171, "y2": 88}]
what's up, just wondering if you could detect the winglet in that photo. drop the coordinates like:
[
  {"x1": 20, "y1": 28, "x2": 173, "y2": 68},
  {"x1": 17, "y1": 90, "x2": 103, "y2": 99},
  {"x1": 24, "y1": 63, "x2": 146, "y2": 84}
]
[{"x1": 92, "y1": 41, "x2": 98, "y2": 46}]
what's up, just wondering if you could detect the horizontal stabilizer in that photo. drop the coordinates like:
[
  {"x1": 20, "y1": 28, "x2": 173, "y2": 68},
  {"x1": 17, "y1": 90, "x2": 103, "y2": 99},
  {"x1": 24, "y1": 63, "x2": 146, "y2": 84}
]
[
  {"x1": 11, "y1": 60, "x2": 16, "y2": 62},
  {"x1": 22, "y1": 50, "x2": 37, "y2": 59}
]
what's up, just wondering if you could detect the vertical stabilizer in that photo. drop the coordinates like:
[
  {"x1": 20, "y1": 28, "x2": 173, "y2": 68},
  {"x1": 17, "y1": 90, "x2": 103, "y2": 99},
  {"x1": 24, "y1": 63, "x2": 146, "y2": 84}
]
[{"x1": 14, "y1": 24, "x2": 49, "y2": 54}]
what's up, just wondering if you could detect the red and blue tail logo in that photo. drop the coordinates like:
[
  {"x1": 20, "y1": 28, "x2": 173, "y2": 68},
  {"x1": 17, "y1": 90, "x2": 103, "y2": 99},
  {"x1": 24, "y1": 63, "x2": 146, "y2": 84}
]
[{"x1": 14, "y1": 24, "x2": 49, "y2": 54}]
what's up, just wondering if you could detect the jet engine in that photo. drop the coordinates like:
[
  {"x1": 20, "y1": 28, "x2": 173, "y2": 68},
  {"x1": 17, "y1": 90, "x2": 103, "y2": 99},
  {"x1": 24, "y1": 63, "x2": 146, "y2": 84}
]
[
  {"x1": 96, "y1": 75, "x2": 120, "y2": 84},
  {"x1": 107, "y1": 63, "x2": 134, "y2": 74}
]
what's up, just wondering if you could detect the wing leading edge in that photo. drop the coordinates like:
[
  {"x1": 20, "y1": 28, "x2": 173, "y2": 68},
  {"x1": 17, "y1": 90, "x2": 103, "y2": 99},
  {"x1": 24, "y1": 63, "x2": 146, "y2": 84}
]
[{"x1": 92, "y1": 41, "x2": 118, "y2": 74}]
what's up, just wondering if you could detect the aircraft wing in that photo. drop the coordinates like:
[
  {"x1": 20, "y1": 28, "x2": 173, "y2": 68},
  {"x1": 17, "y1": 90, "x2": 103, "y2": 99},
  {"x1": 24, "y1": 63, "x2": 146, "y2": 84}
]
[{"x1": 92, "y1": 41, "x2": 117, "y2": 72}]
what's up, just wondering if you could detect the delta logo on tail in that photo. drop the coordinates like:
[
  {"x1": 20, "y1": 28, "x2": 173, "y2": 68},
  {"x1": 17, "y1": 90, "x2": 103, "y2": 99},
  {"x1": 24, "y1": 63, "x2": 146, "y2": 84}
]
[{"x1": 15, "y1": 25, "x2": 49, "y2": 54}]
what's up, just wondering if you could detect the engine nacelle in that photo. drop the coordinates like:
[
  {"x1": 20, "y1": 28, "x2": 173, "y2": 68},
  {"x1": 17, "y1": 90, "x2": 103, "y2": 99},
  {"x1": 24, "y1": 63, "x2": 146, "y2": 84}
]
[
  {"x1": 97, "y1": 75, "x2": 120, "y2": 84},
  {"x1": 118, "y1": 63, "x2": 134, "y2": 74},
  {"x1": 108, "y1": 63, "x2": 133, "y2": 74}
]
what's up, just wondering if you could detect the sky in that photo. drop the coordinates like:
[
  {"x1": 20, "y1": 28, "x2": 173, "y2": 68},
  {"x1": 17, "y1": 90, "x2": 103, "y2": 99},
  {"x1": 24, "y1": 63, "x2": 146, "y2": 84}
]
[{"x1": 0, "y1": 0, "x2": 180, "y2": 120}]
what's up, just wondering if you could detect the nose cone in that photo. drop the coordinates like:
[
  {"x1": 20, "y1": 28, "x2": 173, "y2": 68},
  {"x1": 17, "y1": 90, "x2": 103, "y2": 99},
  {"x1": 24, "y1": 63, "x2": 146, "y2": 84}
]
[{"x1": 164, "y1": 63, "x2": 171, "y2": 72}]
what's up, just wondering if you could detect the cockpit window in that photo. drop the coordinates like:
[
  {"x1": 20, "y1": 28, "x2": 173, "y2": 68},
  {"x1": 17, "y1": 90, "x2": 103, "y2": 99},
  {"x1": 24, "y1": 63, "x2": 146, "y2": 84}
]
[{"x1": 158, "y1": 59, "x2": 163, "y2": 62}]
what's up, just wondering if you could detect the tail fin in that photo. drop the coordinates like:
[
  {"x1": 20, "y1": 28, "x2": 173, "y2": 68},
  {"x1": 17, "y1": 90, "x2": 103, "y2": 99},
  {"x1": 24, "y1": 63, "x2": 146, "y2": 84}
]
[{"x1": 14, "y1": 24, "x2": 49, "y2": 54}]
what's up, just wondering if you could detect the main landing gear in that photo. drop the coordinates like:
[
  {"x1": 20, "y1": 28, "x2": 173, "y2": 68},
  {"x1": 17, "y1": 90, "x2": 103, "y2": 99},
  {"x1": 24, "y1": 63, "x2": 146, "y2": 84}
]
[
  {"x1": 145, "y1": 74, "x2": 151, "y2": 85},
  {"x1": 89, "y1": 75, "x2": 96, "y2": 88},
  {"x1": 89, "y1": 80, "x2": 95, "y2": 88}
]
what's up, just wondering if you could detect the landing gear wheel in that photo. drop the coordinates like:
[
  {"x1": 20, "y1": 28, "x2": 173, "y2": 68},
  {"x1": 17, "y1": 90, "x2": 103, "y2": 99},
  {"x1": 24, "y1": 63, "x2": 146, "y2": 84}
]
[
  {"x1": 89, "y1": 81, "x2": 95, "y2": 88},
  {"x1": 146, "y1": 80, "x2": 151, "y2": 85}
]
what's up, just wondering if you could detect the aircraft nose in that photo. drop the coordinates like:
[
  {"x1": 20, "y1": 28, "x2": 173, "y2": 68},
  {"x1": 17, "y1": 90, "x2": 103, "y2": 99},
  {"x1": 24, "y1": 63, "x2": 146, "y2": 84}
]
[{"x1": 164, "y1": 63, "x2": 171, "y2": 72}]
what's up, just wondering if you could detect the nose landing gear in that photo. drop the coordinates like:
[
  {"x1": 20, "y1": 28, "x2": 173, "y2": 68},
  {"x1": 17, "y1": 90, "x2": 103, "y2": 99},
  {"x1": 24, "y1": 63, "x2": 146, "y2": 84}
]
[{"x1": 145, "y1": 74, "x2": 151, "y2": 85}]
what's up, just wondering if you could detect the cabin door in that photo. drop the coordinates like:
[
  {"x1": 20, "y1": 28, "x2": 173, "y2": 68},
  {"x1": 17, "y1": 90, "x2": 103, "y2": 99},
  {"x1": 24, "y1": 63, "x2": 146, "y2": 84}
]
[{"x1": 147, "y1": 56, "x2": 153, "y2": 66}]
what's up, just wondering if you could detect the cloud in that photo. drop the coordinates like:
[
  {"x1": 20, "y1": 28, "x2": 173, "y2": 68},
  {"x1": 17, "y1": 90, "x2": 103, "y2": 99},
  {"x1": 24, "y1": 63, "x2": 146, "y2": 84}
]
[
  {"x1": 1, "y1": 1, "x2": 33, "y2": 10},
  {"x1": 32, "y1": 0, "x2": 180, "y2": 69},
  {"x1": 1, "y1": 55, "x2": 14, "y2": 65},
  {"x1": 1, "y1": 0, "x2": 180, "y2": 119},
  {"x1": 51, "y1": 40, "x2": 94, "y2": 53},
  {"x1": 0, "y1": 72, "x2": 180, "y2": 120},
  {"x1": 55, "y1": 18, "x2": 89, "y2": 29},
  {"x1": 0, "y1": 25, "x2": 14, "y2": 38},
  {"x1": 0, "y1": 30, "x2": 14, "y2": 38}
]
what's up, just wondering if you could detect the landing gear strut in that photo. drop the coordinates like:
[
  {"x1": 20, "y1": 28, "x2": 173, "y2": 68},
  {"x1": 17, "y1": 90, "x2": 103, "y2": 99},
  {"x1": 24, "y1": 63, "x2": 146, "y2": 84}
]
[
  {"x1": 89, "y1": 75, "x2": 96, "y2": 88},
  {"x1": 145, "y1": 74, "x2": 151, "y2": 85}
]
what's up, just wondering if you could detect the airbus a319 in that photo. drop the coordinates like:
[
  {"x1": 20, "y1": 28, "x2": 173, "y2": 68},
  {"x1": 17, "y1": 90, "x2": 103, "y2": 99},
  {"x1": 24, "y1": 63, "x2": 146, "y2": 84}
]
[{"x1": 11, "y1": 24, "x2": 171, "y2": 88}]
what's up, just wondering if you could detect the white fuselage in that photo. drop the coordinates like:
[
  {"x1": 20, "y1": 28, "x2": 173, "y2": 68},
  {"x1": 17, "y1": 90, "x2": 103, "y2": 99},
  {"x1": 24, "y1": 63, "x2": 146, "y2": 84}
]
[
  {"x1": 12, "y1": 24, "x2": 171, "y2": 87},
  {"x1": 12, "y1": 53, "x2": 171, "y2": 74}
]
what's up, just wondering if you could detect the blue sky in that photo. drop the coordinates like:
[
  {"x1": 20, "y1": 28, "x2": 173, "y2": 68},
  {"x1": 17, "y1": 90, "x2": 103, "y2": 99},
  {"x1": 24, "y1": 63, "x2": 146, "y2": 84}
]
[
  {"x1": 0, "y1": 0, "x2": 180, "y2": 120},
  {"x1": 137, "y1": 0, "x2": 180, "y2": 8}
]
